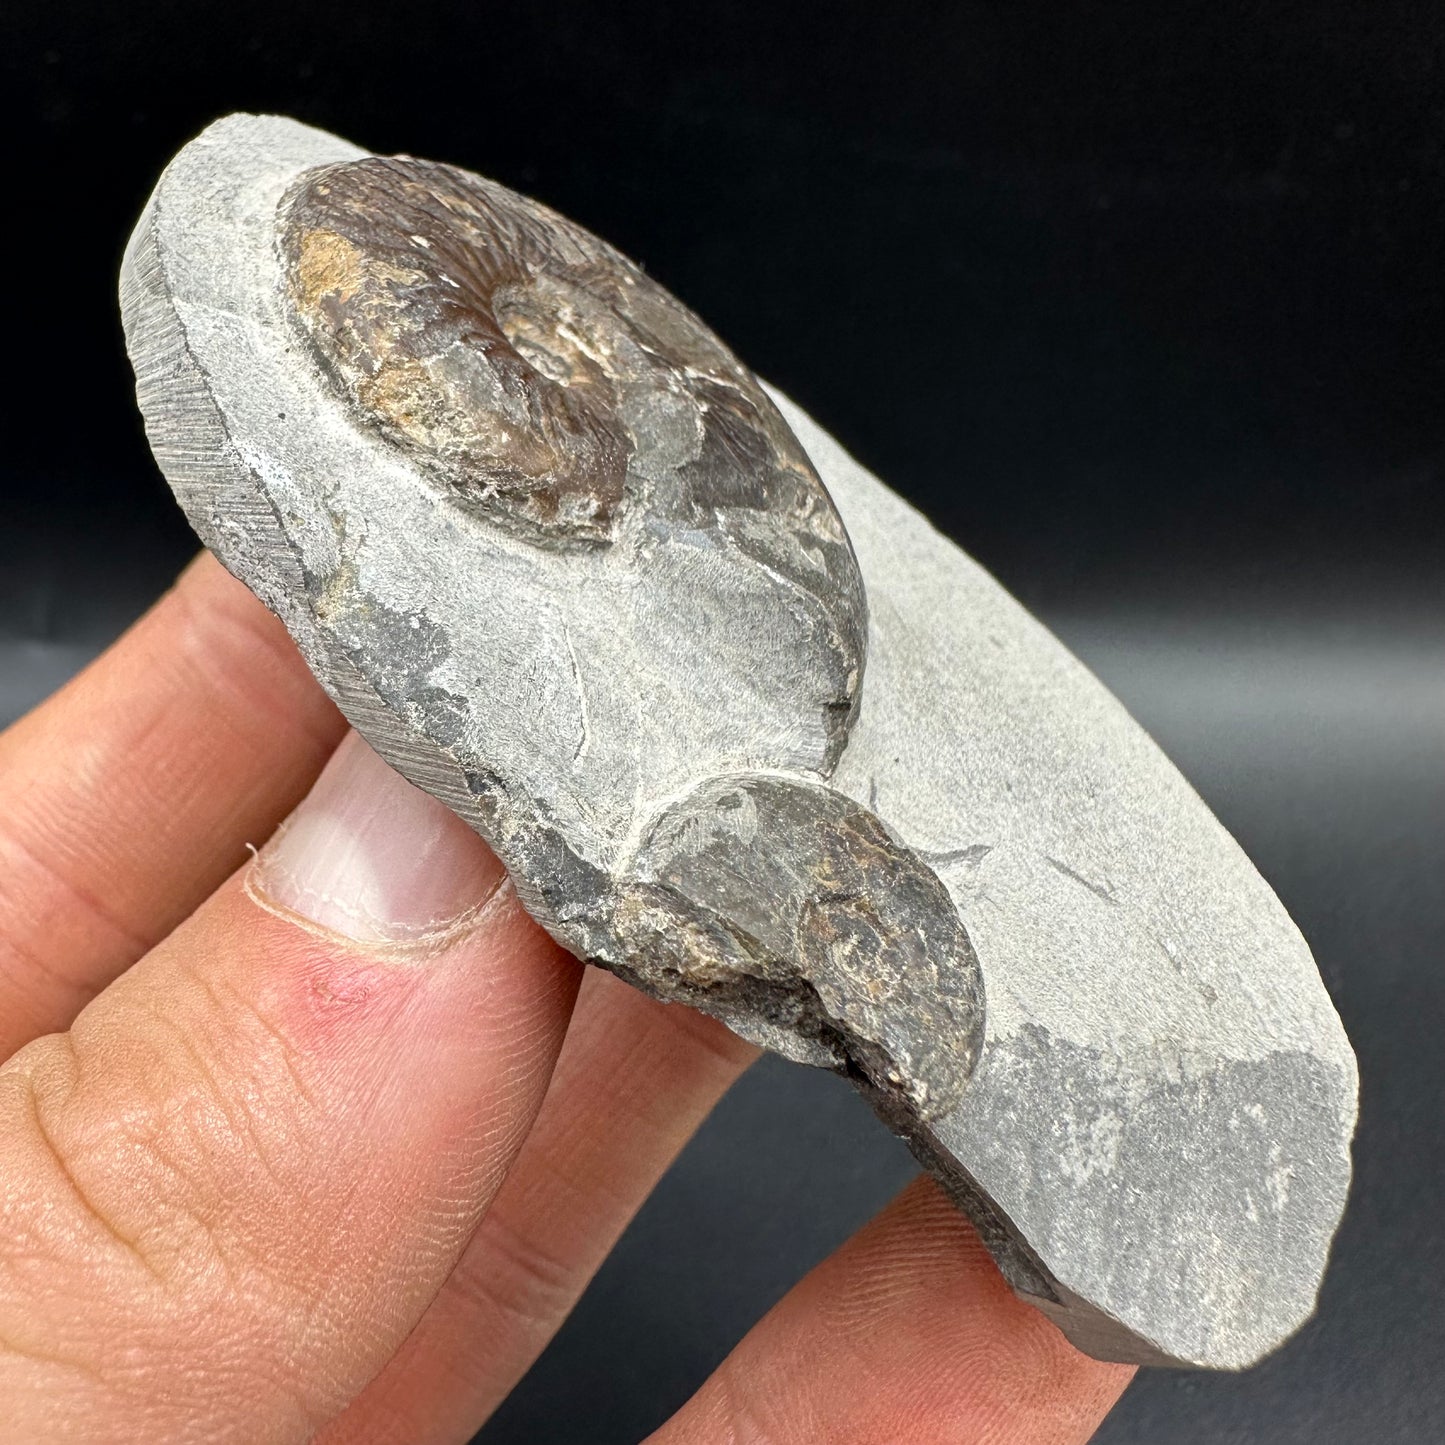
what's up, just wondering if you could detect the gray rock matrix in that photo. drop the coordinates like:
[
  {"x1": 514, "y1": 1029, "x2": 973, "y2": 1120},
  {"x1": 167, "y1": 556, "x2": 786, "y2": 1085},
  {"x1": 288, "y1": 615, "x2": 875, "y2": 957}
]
[{"x1": 120, "y1": 114, "x2": 1357, "y2": 1371}]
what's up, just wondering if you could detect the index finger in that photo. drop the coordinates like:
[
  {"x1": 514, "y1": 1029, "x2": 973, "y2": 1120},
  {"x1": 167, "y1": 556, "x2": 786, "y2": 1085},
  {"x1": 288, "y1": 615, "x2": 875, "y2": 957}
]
[{"x1": 0, "y1": 553, "x2": 344, "y2": 1058}]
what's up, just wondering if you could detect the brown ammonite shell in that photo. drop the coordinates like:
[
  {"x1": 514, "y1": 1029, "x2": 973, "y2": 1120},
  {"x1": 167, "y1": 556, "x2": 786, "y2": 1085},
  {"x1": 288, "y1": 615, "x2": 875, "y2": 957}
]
[{"x1": 279, "y1": 155, "x2": 837, "y2": 552}]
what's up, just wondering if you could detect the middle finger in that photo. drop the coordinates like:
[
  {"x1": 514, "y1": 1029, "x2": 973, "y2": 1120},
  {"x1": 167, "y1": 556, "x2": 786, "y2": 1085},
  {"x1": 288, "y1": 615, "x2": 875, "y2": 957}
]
[{"x1": 317, "y1": 967, "x2": 757, "y2": 1445}]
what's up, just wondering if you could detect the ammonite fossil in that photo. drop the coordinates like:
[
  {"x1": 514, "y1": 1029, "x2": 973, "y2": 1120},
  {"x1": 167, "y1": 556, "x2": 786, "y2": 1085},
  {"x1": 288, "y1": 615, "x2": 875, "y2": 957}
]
[{"x1": 121, "y1": 114, "x2": 1357, "y2": 1371}]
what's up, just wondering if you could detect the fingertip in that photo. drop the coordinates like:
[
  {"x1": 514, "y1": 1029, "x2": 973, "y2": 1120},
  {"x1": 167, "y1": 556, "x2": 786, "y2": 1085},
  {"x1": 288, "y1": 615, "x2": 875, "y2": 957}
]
[
  {"x1": 248, "y1": 731, "x2": 507, "y2": 948},
  {"x1": 651, "y1": 1174, "x2": 1134, "y2": 1445}
]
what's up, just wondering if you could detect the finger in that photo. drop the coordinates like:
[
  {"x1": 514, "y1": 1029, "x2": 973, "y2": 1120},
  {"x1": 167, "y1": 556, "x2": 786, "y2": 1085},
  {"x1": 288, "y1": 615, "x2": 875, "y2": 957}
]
[
  {"x1": 0, "y1": 733, "x2": 581, "y2": 1444},
  {"x1": 0, "y1": 553, "x2": 345, "y2": 1058},
  {"x1": 319, "y1": 968, "x2": 758, "y2": 1445},
  {"x1": 647, "y1": 1177, "x2": 1134, "y2": 1445}
]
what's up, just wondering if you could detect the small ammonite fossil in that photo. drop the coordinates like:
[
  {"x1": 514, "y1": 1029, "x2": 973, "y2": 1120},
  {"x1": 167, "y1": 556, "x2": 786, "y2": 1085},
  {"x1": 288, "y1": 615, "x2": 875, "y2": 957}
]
[{"x1": 122, "y1": 113, "x2": 1357, "y2": 1373}]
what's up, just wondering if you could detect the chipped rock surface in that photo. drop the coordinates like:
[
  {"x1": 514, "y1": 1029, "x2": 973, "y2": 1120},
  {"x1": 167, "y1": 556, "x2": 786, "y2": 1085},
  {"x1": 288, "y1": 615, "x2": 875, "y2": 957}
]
[{"x1": 121, "y1": 113, "x2": 1358, "y2": 1370}]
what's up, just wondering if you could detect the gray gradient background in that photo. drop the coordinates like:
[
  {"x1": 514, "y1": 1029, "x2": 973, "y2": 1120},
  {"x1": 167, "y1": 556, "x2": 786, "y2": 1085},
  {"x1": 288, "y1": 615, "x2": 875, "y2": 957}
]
[{"x1": 3, "y1": 2, "x2": 1442, "y2": 1440}]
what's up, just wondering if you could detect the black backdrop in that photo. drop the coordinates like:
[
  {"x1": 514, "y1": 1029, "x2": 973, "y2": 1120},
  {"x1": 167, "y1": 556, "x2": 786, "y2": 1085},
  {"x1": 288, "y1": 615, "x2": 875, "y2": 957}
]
[{"x1": 2, "y1": 3, "x2": 1442, "y2": 1441}]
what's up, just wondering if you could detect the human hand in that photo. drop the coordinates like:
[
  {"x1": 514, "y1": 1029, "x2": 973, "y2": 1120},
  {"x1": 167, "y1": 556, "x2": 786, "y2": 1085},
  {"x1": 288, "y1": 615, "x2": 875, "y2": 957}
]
[{"x1": 0, "y1": 555, "x2": 1133, "y2": 1442}]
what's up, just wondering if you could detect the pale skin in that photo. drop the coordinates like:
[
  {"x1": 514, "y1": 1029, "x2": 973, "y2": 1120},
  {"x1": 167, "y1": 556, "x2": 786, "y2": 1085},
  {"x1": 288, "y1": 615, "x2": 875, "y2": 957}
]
[{"x1": 0, "y1": 554, "x2": 1134, "y2": 1443}]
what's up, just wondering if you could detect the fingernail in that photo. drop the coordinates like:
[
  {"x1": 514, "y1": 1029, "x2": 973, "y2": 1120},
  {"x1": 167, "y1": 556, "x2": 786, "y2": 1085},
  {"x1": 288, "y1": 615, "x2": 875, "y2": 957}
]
[{"x1": 251, "y1": 731, "x2": 506, "y2": 945}]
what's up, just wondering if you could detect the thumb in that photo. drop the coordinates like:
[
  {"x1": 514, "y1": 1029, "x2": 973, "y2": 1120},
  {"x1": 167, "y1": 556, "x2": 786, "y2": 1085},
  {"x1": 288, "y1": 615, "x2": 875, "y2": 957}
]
[{"x1": 0, "y1": 732, "x2": 580, "y2": 1443}]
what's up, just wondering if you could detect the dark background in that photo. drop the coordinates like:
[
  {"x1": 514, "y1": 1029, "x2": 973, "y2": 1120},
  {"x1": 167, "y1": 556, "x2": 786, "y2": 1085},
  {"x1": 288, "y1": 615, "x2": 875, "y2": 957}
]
[{"x1": 2, "y1": 2, "x2": 1442, "y2": 1441}]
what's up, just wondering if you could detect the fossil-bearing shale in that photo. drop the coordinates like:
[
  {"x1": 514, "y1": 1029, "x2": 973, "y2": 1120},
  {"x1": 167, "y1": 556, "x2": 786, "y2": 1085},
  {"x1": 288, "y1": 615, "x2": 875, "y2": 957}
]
[{"x1": 120, "y1": 113, "x2": 1358, "y2": 1371}]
